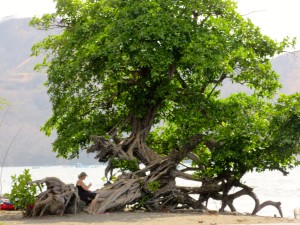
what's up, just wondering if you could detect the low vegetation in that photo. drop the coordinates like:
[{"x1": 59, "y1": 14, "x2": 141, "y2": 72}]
[{"x1": 9, "y1": 169, "x2": 37, "y2": 216}]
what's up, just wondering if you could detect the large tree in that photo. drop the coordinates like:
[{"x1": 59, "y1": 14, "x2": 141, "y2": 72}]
[{"x1": 30, "y1": 0, "x2": 300, "y2": 215}]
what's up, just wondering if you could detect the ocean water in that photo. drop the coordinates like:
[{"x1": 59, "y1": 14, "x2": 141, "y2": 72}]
[{"x1": 0, "y1": 164, "x2": 299, "y2": 218}]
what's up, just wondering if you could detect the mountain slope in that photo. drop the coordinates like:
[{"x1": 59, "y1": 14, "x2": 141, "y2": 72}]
[
  {"x1": 0, "y1": 18, "x2": 96, "y2": 166},
  {"x1": 272, "y1": 51, "x2": 300, "y2": 94}
]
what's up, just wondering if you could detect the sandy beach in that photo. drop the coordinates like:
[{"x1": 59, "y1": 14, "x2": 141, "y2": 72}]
[{"x1": 1, "y1": 211, "x2": 299, "y2": 225}]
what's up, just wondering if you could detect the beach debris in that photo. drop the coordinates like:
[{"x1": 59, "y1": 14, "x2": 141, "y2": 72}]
[{"x1": 28, "y1": 177, "x2": 85, "y2": 217}]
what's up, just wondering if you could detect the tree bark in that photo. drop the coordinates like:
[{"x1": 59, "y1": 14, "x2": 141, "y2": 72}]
[{"x1": 29, "y1": 177, "x2": 84, "y2": 217}]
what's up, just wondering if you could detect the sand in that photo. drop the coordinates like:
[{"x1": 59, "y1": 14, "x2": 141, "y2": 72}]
[{"x1": 0, "y1": 210, "x2": 299, "y2": 225}]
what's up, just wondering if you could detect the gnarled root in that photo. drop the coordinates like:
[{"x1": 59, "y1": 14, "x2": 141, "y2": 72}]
[
  {"x1": 93, "y1": 173, "x2": 142, "y2": 214},
  {"x1": 210, "y1": 182, "x2": 283, "y2": 217},
  {"x1": 252, "y1": 201, "x2": 283, "y2": 217},
  {"x1": 29, "y1": 177, "x2": 81, "y2": 217}
]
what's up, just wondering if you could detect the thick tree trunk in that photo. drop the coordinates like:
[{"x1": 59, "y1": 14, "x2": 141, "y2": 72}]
[
  {"x1": 123, "y1": 108, "x2": 162, "y2": 165},
  {"x1": 87, "y1": 132, "x2": 205, "y2": 213}
]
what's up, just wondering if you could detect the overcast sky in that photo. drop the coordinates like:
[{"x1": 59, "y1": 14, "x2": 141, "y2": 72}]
[{"x1": 0, "y1": 0, "x2": 299, "y2": 50}]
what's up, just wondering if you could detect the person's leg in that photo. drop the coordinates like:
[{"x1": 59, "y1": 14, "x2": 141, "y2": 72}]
[
  {"x1": 89, "y1": 193, "x2": 99, "y2": 214},
  {"x1": 88, "y1": 190, "x2": 112, "y2": 214}
]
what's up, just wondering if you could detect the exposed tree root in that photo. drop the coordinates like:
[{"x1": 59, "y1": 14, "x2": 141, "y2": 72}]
[
  {"x1": 253, "y1": 201, "x2": 283, "y2": 217},
  {"x1": 29, "y1": 177, "x2": 84, "y2": 217},
  {"x1": 29, "y1": 136, "x2": 284, "y2": 217},
  {"x1": 87, "y1": 135, "x2": 284, "y2": 217}
]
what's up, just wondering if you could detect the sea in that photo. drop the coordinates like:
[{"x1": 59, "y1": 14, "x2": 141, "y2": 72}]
[{"x1": 0, "y1": 164, "x2": 299, "y2": 219}]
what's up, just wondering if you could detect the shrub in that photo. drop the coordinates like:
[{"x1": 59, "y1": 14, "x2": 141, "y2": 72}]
[
  {"x1": 10, "y1": 169, "x2": 37, "y2": 216},
  {"x1": 147, "y1": 181, "x2": 161, "y2": 193}
]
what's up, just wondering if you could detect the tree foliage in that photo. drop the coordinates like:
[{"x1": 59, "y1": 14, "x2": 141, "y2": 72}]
[
  {"x1": 10, "y1": 169, "x2": 37, "y2": 216},
  {"x1": 30, "y1": 0, "x2": 300, "y2": 214}
]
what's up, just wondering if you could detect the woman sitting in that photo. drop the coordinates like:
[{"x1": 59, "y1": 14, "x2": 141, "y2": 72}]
[{"x1": 76, "y1": 172, "x2": 97, "y2": 212}]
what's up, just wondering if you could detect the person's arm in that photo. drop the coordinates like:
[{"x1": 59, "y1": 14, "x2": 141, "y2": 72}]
[{"x1": 77, "y1": 180, "x2": 92, "y2": 191}]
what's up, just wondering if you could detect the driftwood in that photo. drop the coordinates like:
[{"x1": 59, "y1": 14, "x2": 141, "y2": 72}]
[{"x1": 28, "y1": 177, "x2": 85, "y2": 217}]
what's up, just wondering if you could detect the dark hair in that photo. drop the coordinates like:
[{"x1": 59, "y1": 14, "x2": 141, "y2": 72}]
[{"x1": 78, "y1": 172, "x2": 87, "y2": 178}]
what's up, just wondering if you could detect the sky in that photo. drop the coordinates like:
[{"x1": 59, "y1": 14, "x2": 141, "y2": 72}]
[{"x1": 0, "y1": 0, "x2": 299, "y2": 50}]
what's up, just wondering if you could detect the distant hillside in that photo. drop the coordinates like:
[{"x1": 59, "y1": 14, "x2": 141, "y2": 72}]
[
  {"x1": 0, "y1": 18, "x2": 299, "y2": 166},
  {"x1": 0, "y1": 18, "x2": 96, "y2": 166},
  {"x1": 271, "y1": 52, "x2": 300, "y2": 94}
]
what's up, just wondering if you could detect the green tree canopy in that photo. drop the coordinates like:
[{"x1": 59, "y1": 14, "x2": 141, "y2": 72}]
[{"x1": 30, "y1": 0, "x2": 291, "y2": 157}]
